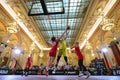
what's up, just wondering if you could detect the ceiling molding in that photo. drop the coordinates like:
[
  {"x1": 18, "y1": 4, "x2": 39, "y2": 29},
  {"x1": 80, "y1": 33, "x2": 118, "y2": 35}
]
[
  {"x1": 19, "y1": 0, "x2": 48, "y2": 48},
  {"x1": 0, "y1": 0, "x2": 47, "y2": 50}
]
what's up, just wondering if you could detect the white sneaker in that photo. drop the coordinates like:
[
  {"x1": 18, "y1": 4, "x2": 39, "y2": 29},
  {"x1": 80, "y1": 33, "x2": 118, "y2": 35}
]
[
  {"x1": 78, "y1": 71, "x2": 84, "y2": 77},
  {"x1": 52, "y1": 70, "x2": 55, "y2": 74},
  {"x1": 25, "y1": 72, "x2": 28, "y2": 76},
  {"x1": 52, "y1": 67, "x2": 57, "y2": 73},
  {"x1": 84, "y1": 71, "x2": 90, "y2": 79}
]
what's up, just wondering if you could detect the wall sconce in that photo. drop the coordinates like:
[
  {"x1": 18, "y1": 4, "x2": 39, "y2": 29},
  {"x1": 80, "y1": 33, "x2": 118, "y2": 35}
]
[
  {"x1": 30, "y1": 42, "x2": 35, "y2": 50},
  {"x1": 39, "y1": 53, "x2": 44, "y2": 58},
  {"x1": 100, "y1": 45, "x2": 108, "y2": 53},
  {"x1": 91, "y1": 53, "x2": 95, "y2": 56},
  {"x1": 39, "y1": 49, "x2": 44, "y2": 58},
  {"x1": 85, "y1": 41, "x2": 92, "y2": 49}
]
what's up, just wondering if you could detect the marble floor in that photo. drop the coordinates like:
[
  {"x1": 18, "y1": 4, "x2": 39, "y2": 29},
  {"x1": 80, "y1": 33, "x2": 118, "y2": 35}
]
[{"x1": 0, "y1": 75, "x2": 120, "y2": 80}]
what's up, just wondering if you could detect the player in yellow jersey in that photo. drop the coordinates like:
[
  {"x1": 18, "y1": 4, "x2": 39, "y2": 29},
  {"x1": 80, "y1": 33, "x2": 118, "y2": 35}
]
[{"x1": 54, "y1": 26, "x2": 70, "y2": 71}]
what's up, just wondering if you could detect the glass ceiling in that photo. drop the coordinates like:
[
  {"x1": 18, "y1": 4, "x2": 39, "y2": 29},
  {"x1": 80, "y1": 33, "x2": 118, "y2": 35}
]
[{"x1": 25, "y1": 0, "x2": 90, "y2": 46}]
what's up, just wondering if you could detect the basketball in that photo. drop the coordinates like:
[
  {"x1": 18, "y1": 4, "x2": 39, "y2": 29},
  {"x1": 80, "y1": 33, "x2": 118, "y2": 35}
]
[{"x1": 67, "y1": 26, "x2": 70, "y2": 30}]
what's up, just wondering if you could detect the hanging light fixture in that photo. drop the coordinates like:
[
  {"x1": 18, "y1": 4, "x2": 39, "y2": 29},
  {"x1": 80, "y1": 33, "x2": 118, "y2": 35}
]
[
  {"x1": 101, "y1": 17, "x2": 114, "y2": 31},
  {"x1": 7, "y1": 22, "x2": 19, "y2": 33}
]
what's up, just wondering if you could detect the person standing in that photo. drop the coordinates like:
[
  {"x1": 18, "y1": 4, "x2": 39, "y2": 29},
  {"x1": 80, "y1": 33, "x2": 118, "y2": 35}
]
[
  {"x1": 0, "y1": 34, "x2": 12, "y2": 54},
  {"x1": 71, "y1": 42, "x2": 90, "y2": 78},
  {"x1": 45, "y1": 26, "x2": 70, "y2": 76}
]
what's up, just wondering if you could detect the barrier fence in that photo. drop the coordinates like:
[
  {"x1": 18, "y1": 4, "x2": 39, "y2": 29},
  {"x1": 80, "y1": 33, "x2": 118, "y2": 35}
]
[{"x1": 0, "y1": 69, "x2": 120, "y2": 75}]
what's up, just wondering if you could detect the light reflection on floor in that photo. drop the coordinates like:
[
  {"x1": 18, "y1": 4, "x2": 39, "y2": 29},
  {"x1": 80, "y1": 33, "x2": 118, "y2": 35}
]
[{"x1": 0, "y1": 75, "x2": 120, "y2": 80}]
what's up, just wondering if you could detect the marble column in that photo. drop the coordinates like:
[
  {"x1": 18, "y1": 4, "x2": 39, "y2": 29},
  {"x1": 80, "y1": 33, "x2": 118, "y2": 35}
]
[{"x1": 110, "y1": 41, "x2": 120, "y2": 66}]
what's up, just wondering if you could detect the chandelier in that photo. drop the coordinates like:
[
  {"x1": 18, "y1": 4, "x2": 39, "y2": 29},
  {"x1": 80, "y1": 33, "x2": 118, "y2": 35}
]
[
  {"x1": 7, "y1": 22, "x2": 19, "y2": 33},
  {"x1": 101, "y1": 17, "x2": 114, "y2": 31}
]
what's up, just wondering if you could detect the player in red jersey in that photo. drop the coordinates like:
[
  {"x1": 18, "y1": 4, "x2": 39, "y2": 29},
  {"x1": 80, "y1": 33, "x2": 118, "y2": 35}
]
[
  {"x1": 26, "y1": 54, "x2": 33, "y2": 69},
  {"x1": 45, "y1": 27, "x2": 70, "y2": 76},
  {"x1": 23, "y1": 54, "x2": 33, "y2": 76},
  {"x1": 71, "y1": 42, "x2": 90, "y2": 78}
]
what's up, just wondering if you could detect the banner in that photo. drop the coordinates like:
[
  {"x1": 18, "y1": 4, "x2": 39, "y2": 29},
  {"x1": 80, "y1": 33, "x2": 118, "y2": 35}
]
[
  {"x1": 0, "y1": 69, "x2": 79, "y2": 75},
  {"x1": 0, "y1": 69, "x2": 9, "y2": 75},
  {"x1": 112, "y1": 69, "x2": 120, "y2": 75},
  {"x1": 15, "y1": 70, "x2": 37, "y2": 75},
  {"x1": 49, "y1": 70, "x2": 79, "y2": 75}
]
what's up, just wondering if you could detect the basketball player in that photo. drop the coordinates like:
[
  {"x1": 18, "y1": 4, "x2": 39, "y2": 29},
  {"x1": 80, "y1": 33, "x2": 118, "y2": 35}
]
[
  {"x1": 45, "y1": 26, "x2": 70, "y2": 76},
  {"x1": 54, "y1": 25, "x2": 70, "y2": 72},
  {"x1": 71, "y1": 42, "x2": 90, "y2": 78},
  {"x1": 22, "y1": 54, "x2": 33, "y2": 76},
  {"x1": 0, "y1": 34, "x2": 11, "y2": 54}
]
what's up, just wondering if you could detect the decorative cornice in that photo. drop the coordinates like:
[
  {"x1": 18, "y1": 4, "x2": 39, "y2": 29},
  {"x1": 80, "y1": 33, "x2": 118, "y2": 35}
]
[
  {"x1": 0, "y1": 5, "x2": 13, "y2": 25},
  {"x1": 76, "y1": 0, "x2": 116, "y2": 49},
  {"x1": 2, "y1": 0, "x2": 48, "y2": 48}
]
